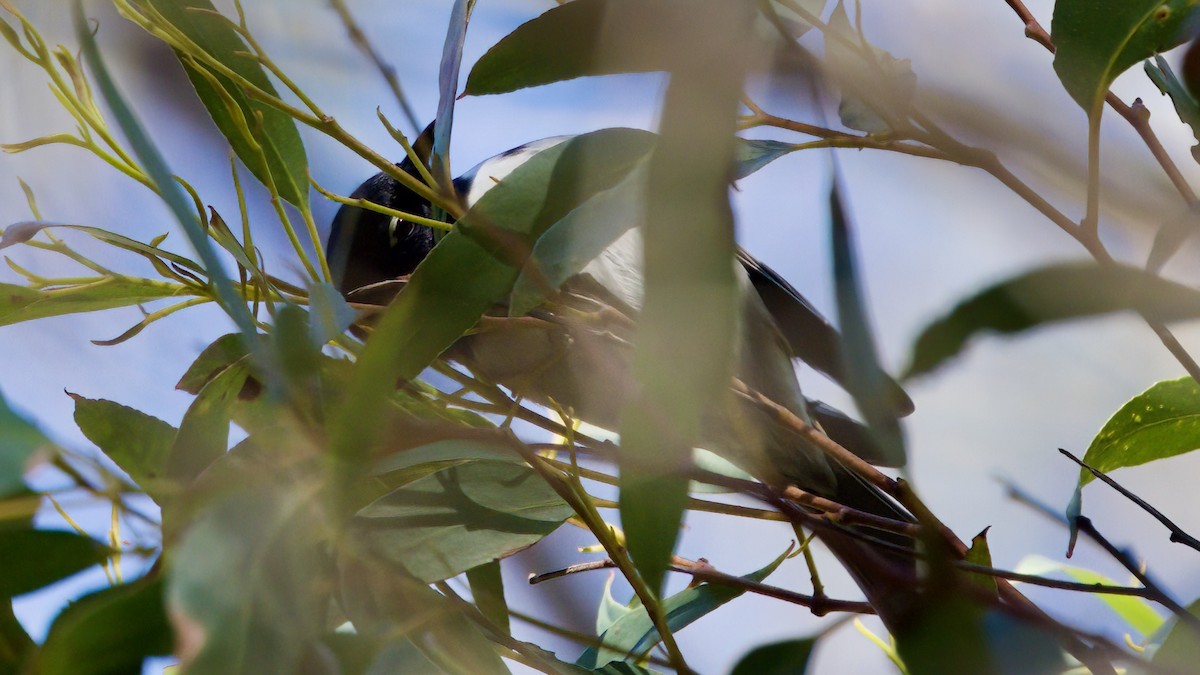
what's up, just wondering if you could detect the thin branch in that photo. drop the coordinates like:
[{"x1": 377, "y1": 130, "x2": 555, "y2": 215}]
[
  {"x1": 328, "y1": 0, "x2": 422, "y2": 132},
  {"x1": 1073, "y1": 515, "x2": 1200, "y2": 632},
  {"x1": 1060, "y1": 449, "x2": 1200, "y2": 553}
]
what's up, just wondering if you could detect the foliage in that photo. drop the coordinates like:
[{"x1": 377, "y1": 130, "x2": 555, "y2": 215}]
[{"x1": 3, "y1": 0, "x2": 1200, "y2": 673}]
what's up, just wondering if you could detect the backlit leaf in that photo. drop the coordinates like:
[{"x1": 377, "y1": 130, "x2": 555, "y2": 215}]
[{"x1": 904, "y1": 263, "x2": 1200, "y2": 380}]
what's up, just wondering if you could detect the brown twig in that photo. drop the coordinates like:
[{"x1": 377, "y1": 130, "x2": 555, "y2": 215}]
[{"x1": 1060, "y1": 449, "x2": 1200, "y2": 554}]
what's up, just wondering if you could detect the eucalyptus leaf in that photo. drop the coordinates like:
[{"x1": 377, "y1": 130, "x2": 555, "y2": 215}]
[
  {"x1": 829, "y1": 178, "x2": 905, "y2": 466},
  {"x1": 169, "y1": 359, "x2": 249, "y2": 488},
  {"x1": 352, "y1": 461, "x2": 573, "y2": 583},
  {"x1": 72, "y1": 395, "x2": 178, "y2": 504},
  {"x1": 466, "y1": 560, "x2": 510, "y2": 637},
  {"x1": 1079, "y1": 376, "x2": 1200, "y2": 488},
  {"x1": 0, "y1": 391, "x2": 48, "y2": 498},
  {"x1": 0, "y1": 221, "x2": 203, "y2": 272},
  {"x1": 177, "y1": 333, "x2": 250, "y2": 395},
  {"x1": 964, "y1": 527, "x2": 997, "y2": 596},
  {"x1": 74, "y1": 2, "x2": 263, "y2": 355},
  {"x1": 36, "y1": 577, "x2": 172, "y2": 675},
  {"x1": 904, "y1": 263, "x2": 1200, "y2": 380},
  {"x1": 1052, "y1": 0, "x2": 1200, "y2": 116},
  {"x1": 730, "y1": 638, "x2": 816, "y2": 675},
  {"x1": 141, "y1": 0, "x2": 309, "y2": 208},
  {"x1": 1016, "y1": 555, "x2": 1164, "y2": 637},
  {"x1": 464, "y1": 0, "x2": 667, "y2": 96},
  {"x1": 0, "y1": 529, "x2": 109, "y2": 598},
  {"x1": 618, "y1": 0, "x2": 751, "y2": 596},
  {"x1": 577, "y1": 547, "x2": 789, "y2": 668},
  {"x1": 431, "y1": 0, "x2": 475, "y2": 186},
  {"x1": 0, "y1": 279, "x2": 192, "y2": 328}
]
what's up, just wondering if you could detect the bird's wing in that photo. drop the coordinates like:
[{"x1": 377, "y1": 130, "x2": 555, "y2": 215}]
[{"x1": 736, "y1": 249, "x2": 914, "y2": 417}]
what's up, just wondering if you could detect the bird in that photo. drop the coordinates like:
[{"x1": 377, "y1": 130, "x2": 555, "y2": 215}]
[{"x1": 326, "y1": 125, "x2": 917, "y2": 623}]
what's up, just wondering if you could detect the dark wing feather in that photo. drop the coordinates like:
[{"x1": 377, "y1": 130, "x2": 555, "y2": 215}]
[{"x1": 737, "y1": 249, "x2": 914, "y2": 417}]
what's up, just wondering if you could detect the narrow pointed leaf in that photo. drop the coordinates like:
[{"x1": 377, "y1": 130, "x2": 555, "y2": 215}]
[
  {"x1": 0, "y1": 279, "x2": 192, "y2": 328},
  {"x1": 904, "y1": 263, "x2": 1200, "y2": 380},
  {"x1": 466, "y1": 560, "x2": 510, "y2": 636},
  {"x1": 1016, "y1": 555, "x2": 1164, "y2": 637},
  {"x1": 830, "y1": 179, "x2": 905, "y2": 465},
  {"x1": 431, "y1": 0, "x2": 475, "y2": 186},
  {"x1": 75, "y1": 2, "x2": 263, "y2": 356},
  {"x1": 577, "y1": 548, "x2": 789, "y2": 669},
  {"x1": 464, "y1": 0, "x2": 667, "y2": 96},
  {"x1": 141, "y1": 0, "x2": 309, "y2": 208},
  {"x1": 619, "y1": 0, "x2": 752, "y2": 596}
]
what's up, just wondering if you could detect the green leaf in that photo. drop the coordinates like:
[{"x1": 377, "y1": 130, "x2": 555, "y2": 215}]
[
  {"x1": 464, "y1": 0, "x2": 665, "y2": 96},
  {"x1": 431, "y1": 0, "x2": 476, "y2": 187},
  {"x1": 1052, "y1": 0, "x2": 1200, "y2": 116},
  {"x1": 619, "y1": 0, "x2": 751, "y2": 596},
  {"x1": 338, "y1": 555, "x2": 509, "y2": 675},
  {"x1": 1016, "y1": 555, "x2": 1165, "y2": 637},
  {"x1": 307, "y1": 282, "x2": 356, "y2": 347},
  {"x1": 1146, "y1": 55, "x2": 1200, "y2": 146},
  {"x1": 965, "y1": 527, "x2": 998, "y2": 596},
  {"x1": 177, "y1": 333, "x2": 250, "y2": 395},
  {"x1": 351, "y1": 461, "x2": 572, "y2": 583},
  {"x1": 1080, "y1": 376, "x2": 1200, "y2": 487},
  {"x1": 577, "y1": 547, "x2": 789, "y2": 669},
  {"x1": 0, "y1": 600, "x2": 34, "y2": 672},
  {"x1": 0, "y1": 222, "x2": 203, "y2": 273},
  {"x1": 904, "y1": 263, "x2": 1200, "y2": 380},
  {"x1": 36, "y1": 576, "x2": 173, "y2": 675},
  {"x1": 169, "y1": 359, "x2": 249, "y2": 488},
  {"x1": 75, "y1": 2, "x2": 264, "y2": 357},
  {"x1": 72, "y1": 396, "x2": 178, "y2": 503},
  {"x1": 327, "y1": 128, "x2": 656, "y2": 470},
  {"x1": 595, "y1": 572, "x2": 633, "y2": 636},
  {"x1": 509, "y1": 158, "x2": 651, "y2": 316},
  {"x1": 167, "y1": 484, "x2": 329, "y2": 674},
  {"x1": 730, "y1": 638, "x2": 816, "y2": 675},
  {"x1": 141, "y1": 0, "x2": 309, "y2": 208},
  {"x1": 829, "y1": 178, "x2": 905, "y2": 466},
  {"x1": 1152, "y1": 598, "x2": 1200, "y2": 670},
  {"x1": 466, "y1": 560, "x2": 510, "y2": 637},
  {"x1": 734, "y1": 139, "x2": 798, "y2": 180},
  {"x1": 0, "y1": 279, "x2": 192, "y2": 328},
  {"x1": 0, "y1": 390, "x2": 48, "y2": 498},
  {"x1": 0, "y1": 529, "x2": 109, "y2": 597}
]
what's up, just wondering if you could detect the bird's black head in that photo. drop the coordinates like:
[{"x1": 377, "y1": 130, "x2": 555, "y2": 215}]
[{"x1": 327, "y1": 123, "x2": 440, "y2": 304}]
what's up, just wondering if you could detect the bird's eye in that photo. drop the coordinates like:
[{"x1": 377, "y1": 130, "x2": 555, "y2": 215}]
[{"x1": 387, "y1": 216, "x2": 405, "y2": 247}]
